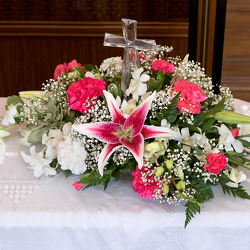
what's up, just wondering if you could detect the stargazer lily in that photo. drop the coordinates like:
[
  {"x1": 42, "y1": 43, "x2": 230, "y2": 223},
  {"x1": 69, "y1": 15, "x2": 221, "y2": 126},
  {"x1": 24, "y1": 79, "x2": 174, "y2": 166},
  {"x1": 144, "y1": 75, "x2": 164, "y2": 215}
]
[{"x1": 72, "y1": 90, "x2": 174, "y2": 175}]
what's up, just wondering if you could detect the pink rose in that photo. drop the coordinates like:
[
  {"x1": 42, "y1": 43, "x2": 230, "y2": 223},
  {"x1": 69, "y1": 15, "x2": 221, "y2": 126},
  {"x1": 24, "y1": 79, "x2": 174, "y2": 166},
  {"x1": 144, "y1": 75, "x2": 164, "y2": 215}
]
[
  {"x1": 132, "y1": 164, "x2": 163, "y2": 199},
  {"x1": 72, "y1": 180, "x2": 83, "y2": 191},
  {"x1": 68, "y1": 77, "x2": 106, "y2": 113},
  {"x1": 173, "y1": 80, "x2": 207, "y2": 114},
  {"x1": 203, "y1": 152, "x2": 227, "y2": 175},
  {"x1": 53, "y1": 59, "x2": 83, "y2": 80},
  {"x1": 152, "y1": 59, "x2": 175, "y2": 74},
  {"x1": 231, "y1": 129, "x2": 239, "y2": 138}
]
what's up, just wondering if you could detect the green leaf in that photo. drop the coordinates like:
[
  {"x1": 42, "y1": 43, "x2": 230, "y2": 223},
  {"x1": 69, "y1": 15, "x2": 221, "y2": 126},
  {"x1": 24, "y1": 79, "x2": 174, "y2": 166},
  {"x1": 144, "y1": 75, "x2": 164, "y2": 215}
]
[
  {"x1": 28, "y1": 126, "x2": 48, "y2": 143},
  {"x1": 196, "y1": 97, "x2": 226, "y2": 120},
  {"x1": 238, "y1": 138, "x2": 250, "y2": 148},
  {"x1": 156, "y1": 113, "x2": 163, "y2": 121},
  {"x1": 150, "y1": 119, "x2": 160, "y2": 126},
  {"x1": 147, "y1": 77, "x2": 164, "y2": 92},
  {"x1": 184, "y1": 201, "x2": 201, "y2": 228},
  {"x1": 157, "y1": 70, "x2": 164, "y2": 80},
  {"x1": 48, "y1": 97, "x2": 55, "y2": 114},
  {"x1": 27, "y1": 123, "x2": 53, "y2": 143},
  {"x1": 236, "y1": 134, "x2": 250, "y2": 139},
  {"x1": 84, "y1": 64, "x2": 96, "y2": 71},
  {"x1": 78, "y1": 171, "x2": 102, "y2": 189},
  {"x1": 65, "y1": 169, "x2": 72, "y2": 178},
  {"x1": 7, "y1": 96, "x2": 24, "y2": 106},
  {"x1": 50, "y1": 158, "x2": 58, "y2": 169},
  {"x1": 101, "y1": 174, "x2": 111, "y2": 190},
  {"x1": 108, "y1": 84, "x2": 119, "y2": 98},
  {"x1": 200, "y1": 118, "x2": 216, "y2": 133}
]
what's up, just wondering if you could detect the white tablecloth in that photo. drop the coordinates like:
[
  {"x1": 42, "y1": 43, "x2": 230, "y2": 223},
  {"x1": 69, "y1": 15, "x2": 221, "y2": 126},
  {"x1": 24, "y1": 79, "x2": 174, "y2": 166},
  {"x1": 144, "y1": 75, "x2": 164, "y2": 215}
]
[{"x1": 1, "y1": 97, "x2": 250, "y2": 250}]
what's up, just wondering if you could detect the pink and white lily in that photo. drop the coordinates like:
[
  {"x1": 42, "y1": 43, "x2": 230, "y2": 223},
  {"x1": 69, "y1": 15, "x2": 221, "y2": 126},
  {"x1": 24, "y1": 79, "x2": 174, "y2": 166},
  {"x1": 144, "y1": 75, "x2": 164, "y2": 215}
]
[{"x1": 72, "y1": 90, "x2": 174, "y2": 175}]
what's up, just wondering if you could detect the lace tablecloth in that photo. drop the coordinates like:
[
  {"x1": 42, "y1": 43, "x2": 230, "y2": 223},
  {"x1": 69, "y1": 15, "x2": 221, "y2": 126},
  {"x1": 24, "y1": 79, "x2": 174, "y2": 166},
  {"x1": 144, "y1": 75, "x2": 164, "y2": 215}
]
[{"x1": 1, "y1": 97, "x2": 250, "y2": 250}]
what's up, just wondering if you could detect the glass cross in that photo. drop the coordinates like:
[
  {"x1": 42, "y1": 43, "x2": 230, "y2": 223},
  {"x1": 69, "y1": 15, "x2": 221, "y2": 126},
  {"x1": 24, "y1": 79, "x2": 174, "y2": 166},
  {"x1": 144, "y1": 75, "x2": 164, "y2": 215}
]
[{"x1": 104, "y1": 18, "x2": 158, "y2": 95}]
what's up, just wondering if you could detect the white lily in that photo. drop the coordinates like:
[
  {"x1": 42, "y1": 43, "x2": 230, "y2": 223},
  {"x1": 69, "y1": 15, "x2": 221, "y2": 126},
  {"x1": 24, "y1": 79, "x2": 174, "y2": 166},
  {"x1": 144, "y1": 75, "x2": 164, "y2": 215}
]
[
  {"x1": 21, "y1": 146, "x2": 56, "y2": 177},
  {"x1": 217, "y1": 124, "x2": 243, "y2": 153},
  {"x1": 121, "y1": 98, "x2": 137, "y2": 117},
  {"x1": 2, "y1": 105, "x2": 17, "y2": 126},
  {"x1": 191, "y1": 132, "x2": 211, "y2": 152},
  {"x1": 42, "y1": 122, "x2": 72, "y2": 159},
  {"x1": 238, "y1": 105, "x2": 250, "y2": 142},
  {"x1": 125, "y1": 68, "x2": 150, "y2": 101},
  {"x1": 0, "y1": 129, "x2": 10, "y2": 144},
  {"x1": 226, "y1": 168, "x2": 250, "y2": 188},
  {"x1": 18, "y1": 129, "x2": 31, "y2": 147},
  {"x1": 174, "y1": 127, "x2": 193, "y2": 151}
]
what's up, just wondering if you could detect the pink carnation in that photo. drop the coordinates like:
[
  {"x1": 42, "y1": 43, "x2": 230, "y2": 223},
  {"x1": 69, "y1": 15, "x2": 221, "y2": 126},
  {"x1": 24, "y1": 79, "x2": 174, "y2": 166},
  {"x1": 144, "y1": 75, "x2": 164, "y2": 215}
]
[
  {"x1": 72, "y1": 180, "x2": 83, "y2": 191},
  {"x1": 54, "y1": 59, "x2": 83, "y2": 80},
  {"x1": 68, "y1": 77, "x2": 106, "y2": 113},
  {"x1": 173, "y1": 80, "x2": 207, "y2": 114},
  {"x1": 203, "y1": 152, "x2": 227, "y2": 175},
  {"x1": 54, "y1": 63, "x2": 67, "y2": 80},
  {"x1": 132, "y1": 164, "x2": 163, "y2": 199},
  {"x1": 67, "y1": 59, "x2": 82, "y2": 72},
  {"x1": 152, "y1": 59, "x2": 175, "y2": 74}
]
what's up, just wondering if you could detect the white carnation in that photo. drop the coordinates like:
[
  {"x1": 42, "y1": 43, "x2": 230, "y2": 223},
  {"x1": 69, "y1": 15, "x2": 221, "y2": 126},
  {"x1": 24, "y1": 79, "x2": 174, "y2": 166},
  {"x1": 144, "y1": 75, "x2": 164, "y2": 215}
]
[{"x1": 57, "y1": 137, "x2": 87, "y2": 175}]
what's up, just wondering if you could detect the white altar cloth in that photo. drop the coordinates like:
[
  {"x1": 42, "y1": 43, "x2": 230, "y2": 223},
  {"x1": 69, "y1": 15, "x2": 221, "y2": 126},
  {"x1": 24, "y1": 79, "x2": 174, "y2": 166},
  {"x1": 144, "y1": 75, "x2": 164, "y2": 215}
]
[{"x1": 1, "y1": 97, "x2": 250, "y2": 250}]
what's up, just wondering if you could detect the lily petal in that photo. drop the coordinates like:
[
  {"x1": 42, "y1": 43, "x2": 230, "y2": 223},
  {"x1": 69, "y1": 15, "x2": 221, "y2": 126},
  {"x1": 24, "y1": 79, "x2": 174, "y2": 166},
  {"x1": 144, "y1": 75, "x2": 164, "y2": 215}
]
[
  {"x1": 141, "y1": 125, "x2": 174, "y2": 139},
  {"x1": 72, "y1": 122, "x2": 120, "y2": 144},
  {"x1": 120, "y1": 133, "x2": 144, "y2": 169},
  {"x1": 98, "y1": 143, "x2": 122, "y2": 175},
  {"x1": 124, "y1": 91, "x2": 156, "y2": 137},
  {"x1": 140, "y1": 73, "x2": 150, "y2": 83},
  {"x1": 103, "y1": 90, "x2": 126, "y2": 124},
  {"x1": 132, "y1": 68, "x2": 144, "y2": 81}
]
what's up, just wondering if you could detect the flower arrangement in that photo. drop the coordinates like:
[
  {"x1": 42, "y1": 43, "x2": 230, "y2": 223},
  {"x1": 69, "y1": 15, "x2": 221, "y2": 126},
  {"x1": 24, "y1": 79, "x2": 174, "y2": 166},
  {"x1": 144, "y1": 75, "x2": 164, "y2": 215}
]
[{"x1": 2, "y1": 43, "x2": 250, "y2": 228}]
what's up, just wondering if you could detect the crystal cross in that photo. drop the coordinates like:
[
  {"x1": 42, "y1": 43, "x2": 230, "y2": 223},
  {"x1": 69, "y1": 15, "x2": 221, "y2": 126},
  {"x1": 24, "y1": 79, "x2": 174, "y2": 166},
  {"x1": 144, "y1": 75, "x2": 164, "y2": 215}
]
[{"x1": 104, "y1": 18, "x2": 158, "y2": 94}]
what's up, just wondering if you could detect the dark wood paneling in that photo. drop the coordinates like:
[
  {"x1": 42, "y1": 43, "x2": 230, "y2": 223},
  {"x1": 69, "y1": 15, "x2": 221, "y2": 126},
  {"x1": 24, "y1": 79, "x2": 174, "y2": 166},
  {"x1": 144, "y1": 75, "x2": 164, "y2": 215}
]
[
  {"x1": 227, "y1": 0, "x2": 250, "y2": 11},
  {"x1": 221, "y1": 0, "x2": 250, "y2": 102},
  {"x1": 0, "y1": 21, "x2": 188, "y2": 37},
  {"x1": 0, "y1": 21, "x2": 188, "y2": 97},
  {"x1": 223, "y1": 12, "x2": 250, "y2": 60}
]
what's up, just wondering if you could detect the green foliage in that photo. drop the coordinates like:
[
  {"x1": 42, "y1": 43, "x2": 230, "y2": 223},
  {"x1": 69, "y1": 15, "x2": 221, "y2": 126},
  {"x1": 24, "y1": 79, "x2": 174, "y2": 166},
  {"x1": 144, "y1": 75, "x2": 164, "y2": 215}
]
[
  {"x1": 200, "y1": 118, "x2": 216, "y2": 133},
  {"x1": 184, "y1": 201, "x2": 201, "y2": 228},
  {"x1": 107, "y1": 84, "x2": 123, "y2": 100},
  {"x1": 162, "y1": 93, "x2": 181, "y2": 123},
  {"x1": 65, "y1": 169, "x2": 73, "y2": 178},
  {"x1": 184, "y1": 177, "x2": 214, "y2": 227},
  {"x1": 77, "y1": 159, "x2": 137, "y2": 191},
  {"x1": 147, "y1": 77, "x2": 164, "y2": 92},
  {"x1": 219, "y1": 174, "x2": 250, "y2": 199},
  {"x1": 50, "y1": 158, "x2": 58, "y2": 169},
  {"x1": 227, "y1": 152, "x2": 250, "y2": 171},
  {"x1": 6, "y1": 96, "x2": 24, "y2": 106},
  {"x1": 84, "y1": 64, "x2": 96, "y2": 71},
  {"x1": 28, "y1": 124, "x2": 53, "y2": 143},
  {"x1": 238, "y1": 138, "x2": 250, "y2": 148},
  {"x1": 78, "y1": 171, "x2": 102, "y2": 190},
  {"x1": 196, "y1": 97, "x2": 226, "y2": 120}
]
